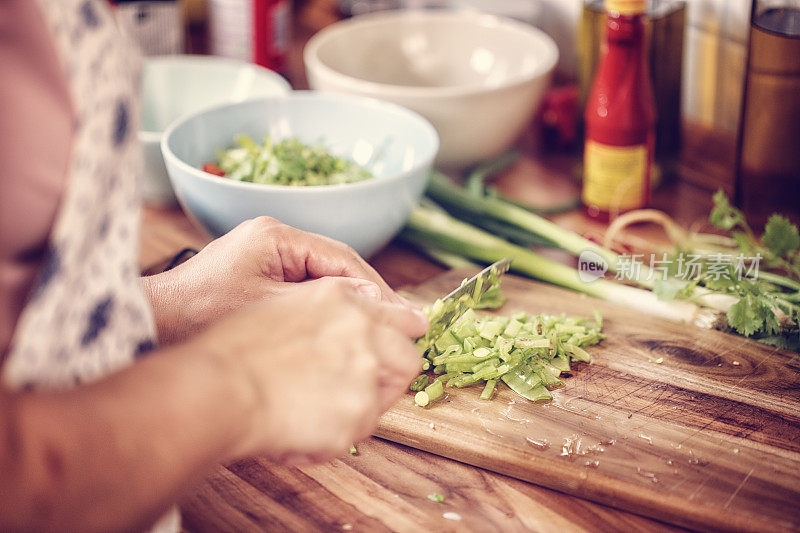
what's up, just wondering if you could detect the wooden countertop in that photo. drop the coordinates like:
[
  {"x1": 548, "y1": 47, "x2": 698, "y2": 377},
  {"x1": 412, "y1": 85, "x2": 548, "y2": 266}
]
[
  {"x1": 141, "y1": 2, "x2": 775, "y2": 530},
  {"x1": 142, "y1": 170, "x2": 728, "y2": 533},
  {"x1": 140, "y1": 143, "x2": 730, "y2": 533}
]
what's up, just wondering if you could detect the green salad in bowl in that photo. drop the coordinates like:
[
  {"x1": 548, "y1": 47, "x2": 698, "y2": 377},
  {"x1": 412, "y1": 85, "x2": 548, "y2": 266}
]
[
  {"x1": 202, "y1": 135, "x2": 374, "y2": 186},
  {"x1": 162, "y1": 92, "x2": 438, "y2": 257}
]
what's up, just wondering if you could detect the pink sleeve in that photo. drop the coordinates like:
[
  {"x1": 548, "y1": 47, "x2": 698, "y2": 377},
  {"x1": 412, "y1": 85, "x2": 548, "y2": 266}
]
[{"x1": 0, "y1": 0, "x2": 75, "y2": 357}]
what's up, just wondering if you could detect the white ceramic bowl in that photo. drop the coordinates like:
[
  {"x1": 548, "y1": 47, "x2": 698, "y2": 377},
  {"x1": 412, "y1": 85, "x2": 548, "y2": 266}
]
[
  {"x1": 139, "y1": 55, "x2": 291, "y2": 204},
  {"x1": 304, "y1": 10, "x2": 558, "y2": 168},
  {"x1": 161, "y1": 92, "x2": 439, "y2": 257}
]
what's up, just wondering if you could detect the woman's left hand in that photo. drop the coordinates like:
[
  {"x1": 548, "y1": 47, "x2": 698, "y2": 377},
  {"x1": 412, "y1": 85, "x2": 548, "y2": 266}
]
[{"x1": 143, "y1": 216, "x2": 412, "y2": 343}]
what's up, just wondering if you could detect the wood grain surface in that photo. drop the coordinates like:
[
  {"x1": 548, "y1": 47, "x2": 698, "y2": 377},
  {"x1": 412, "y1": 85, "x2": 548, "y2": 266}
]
[
  {"x1": 378, "y1": 270, "x2": 800, "y2": 533},
  {"x1": 151, "y1": 4, "x2": 796, "y2": 529},
  {"x1": 180, "y1": 438, "x2": 687, "y2": 533},
  {"x1": 146, "y1": 215, "x2": 693, "y2": 533}
]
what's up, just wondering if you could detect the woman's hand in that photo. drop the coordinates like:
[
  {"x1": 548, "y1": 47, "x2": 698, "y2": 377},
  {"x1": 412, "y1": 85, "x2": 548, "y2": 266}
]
[
  {"x1": 197, "y1": 276, "x2": 428, "y2": 463},
  {"x1": 0, "y1": 277, "x2": 427, "y2": 533},
  {"x1": 144, "y1": 217, "x2": 411, "y2": 343}
]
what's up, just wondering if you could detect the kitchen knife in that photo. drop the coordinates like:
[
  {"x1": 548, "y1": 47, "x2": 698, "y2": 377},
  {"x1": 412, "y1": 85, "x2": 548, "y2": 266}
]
[{"x1": 420, "y1": 258, "x2": 512, "y2": 350}]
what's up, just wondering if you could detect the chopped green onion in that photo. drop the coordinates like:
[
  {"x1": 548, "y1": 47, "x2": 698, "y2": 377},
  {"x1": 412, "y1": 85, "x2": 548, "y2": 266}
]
[
  {"x1": 480, "y1": 379, "x2": 498, "y2": 400},
  {"x1": 515, "y1": 338, "x2": 550, "y2": 349},
  {"x1": 564, "y1": 343, "x2": 591, "y2": 363},
  {"x1": 433, "y1": 372, "x2": 458, "y2": 384},
  {"x1": 427, "y1": 493, "x2": 445, "y2": 503},
  {"x1": 593, "y1": 309, "x2": 603, "y2": 329},
  {"x1": 416, "y1": 276, "x2": 604, "y2": 406},
  {"x1": 410, "y1": 374, "x2": 429, "y2": 392},
  {"x1": 414, "y1": 391, "x2": 430, "y2": 407},
  {"x1": 415, "y1": 379, "x2": 445, "y2": 407}
]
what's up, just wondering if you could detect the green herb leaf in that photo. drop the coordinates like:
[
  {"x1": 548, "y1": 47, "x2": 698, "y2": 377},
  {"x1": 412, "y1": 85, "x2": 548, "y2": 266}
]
[
  {"x1": 427, "y1": 493, "x2": 445, "y2": 503},
  {"x1": 757, "y1": 332, "x2": 800, "y2": 352},
  {"x1": 653, "y1": 278, "x2": 684, "y2": 301},
  {"x1": 709, "y1": 190, "x2": 747, "y2": 232},
  {"x1": 755, "y1": 295, "x2": 781, "y2": 336},
  {"x1": 762, "y1": 214, "x2": 800, "y2": 259},
  {"x1": 731, "y1": 230, "x2": 756, "y2": 255},
  {"x1": 724, "y1": 292, "x2": 780, "y2": 337},
  {"x1": 726, "y1": 296, "x2": 760, "y2": 337}
]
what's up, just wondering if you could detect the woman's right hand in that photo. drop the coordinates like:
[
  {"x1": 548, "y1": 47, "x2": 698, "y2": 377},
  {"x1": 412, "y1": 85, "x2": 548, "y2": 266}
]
[{"x1": 195, "y1": 276, "x2": 429, "y2": 465}]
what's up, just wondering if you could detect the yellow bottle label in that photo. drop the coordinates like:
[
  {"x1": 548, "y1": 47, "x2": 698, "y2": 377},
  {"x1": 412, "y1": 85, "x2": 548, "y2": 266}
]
[
  {"x1": 605, "y1": 0, "x2": 646, "y2": 15},
  {"x1": 582, "y1": 140, "x2": 647, "y2": 211}
]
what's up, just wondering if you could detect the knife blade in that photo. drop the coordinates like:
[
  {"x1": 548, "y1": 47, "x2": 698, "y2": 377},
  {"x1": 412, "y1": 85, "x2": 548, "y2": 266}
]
[{"x1": 421, "y1": 258, "x2": 512, "y2": 349}]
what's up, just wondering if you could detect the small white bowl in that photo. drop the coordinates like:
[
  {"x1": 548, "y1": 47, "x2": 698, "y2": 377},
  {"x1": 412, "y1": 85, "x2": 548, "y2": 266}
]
[
  {"x1": 161, "y1": 92, "x2": 438, "y2": 257},
  {"x1": 139, "y1": 55, "x2": 291, "y2": 205},
  {"x1": 304, "y1": 10, "x2": 558, "y2": 168}
]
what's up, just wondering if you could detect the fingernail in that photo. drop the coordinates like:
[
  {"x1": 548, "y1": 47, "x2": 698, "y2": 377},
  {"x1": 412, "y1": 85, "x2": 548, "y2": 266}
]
[{"x1": 356, "y1": 283, "x2": 381, "y2": 301}]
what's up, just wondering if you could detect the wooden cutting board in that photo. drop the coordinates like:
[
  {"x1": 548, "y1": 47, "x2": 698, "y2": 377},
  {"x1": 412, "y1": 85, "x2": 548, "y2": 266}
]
[{"x1": 377, "y1": 270, "x2": 800, "y2": 533}]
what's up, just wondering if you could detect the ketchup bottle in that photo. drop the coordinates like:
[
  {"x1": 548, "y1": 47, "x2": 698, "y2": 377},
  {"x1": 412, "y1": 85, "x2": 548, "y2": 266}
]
[{"x1": 582, "y1": 0, "x2": 656, "y2": 221}]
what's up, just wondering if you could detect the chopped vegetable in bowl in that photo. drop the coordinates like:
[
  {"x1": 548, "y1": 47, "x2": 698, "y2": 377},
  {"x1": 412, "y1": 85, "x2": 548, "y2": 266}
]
[{"x1": 203, "y1": 135, "x2": 374, "y2": 186}]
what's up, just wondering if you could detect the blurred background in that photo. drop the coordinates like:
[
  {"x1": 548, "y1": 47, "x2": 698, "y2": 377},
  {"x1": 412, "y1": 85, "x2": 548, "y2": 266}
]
[{"x1": 113, "y1": 0, "x2": 800, "y2": 224}]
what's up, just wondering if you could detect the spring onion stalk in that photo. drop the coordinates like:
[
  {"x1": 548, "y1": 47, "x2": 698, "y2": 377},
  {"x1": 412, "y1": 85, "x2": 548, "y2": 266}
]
[
  {"x1": 437, "y1": 206, "x2": 559, "y2": 248},
  {"x1": 403, "y1": 206, "x2": 701, "y2": 324},
  {"x1": 464, "y1": 151, "x2": 580, "y2": 216},
  {"x1": 465, "y1": 151, "x2": 521, "y2": 196},
  {"x1": 427, "y1": 172, "x2": 654, "y2": 286},
  {"x1": 428, "y1": 173, "x2": 732, "y2": 315},
  {"x1": 404, "y1": 242, "x2": 481, "y2": 270}
]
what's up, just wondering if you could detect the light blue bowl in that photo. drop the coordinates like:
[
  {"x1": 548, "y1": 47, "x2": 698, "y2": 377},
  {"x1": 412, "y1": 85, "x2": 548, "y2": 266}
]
[
  {"x1": 161, "y1": 92, "x2": 439, "y2": 257},
  {"x1": 140, "y1": 55, "x2": 291, "y2": 205}
]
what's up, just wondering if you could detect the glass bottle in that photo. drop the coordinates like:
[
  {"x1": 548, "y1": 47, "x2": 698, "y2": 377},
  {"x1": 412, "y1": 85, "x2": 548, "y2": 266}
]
[
  {"x1": 582, "y1": 0, "x2": 656, "y2": 221},
  {"x1": 736, "y1": 0, "x2": 800, "y2": 222},
  {"x1": 578, "y1": 0, "x2": 685, "y2": 181}
]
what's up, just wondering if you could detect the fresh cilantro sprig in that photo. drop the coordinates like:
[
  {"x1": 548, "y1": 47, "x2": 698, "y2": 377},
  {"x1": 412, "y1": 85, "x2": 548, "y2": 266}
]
[
  {"x1": 710, "y1": 190, "x2": 800, "y2": 280},
  {"x1": 665, "y1": 191, "x2": 800, "y2": 351}
]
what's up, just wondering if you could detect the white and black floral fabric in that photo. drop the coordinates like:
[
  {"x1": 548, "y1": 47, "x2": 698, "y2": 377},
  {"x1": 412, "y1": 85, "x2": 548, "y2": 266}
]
[
  {"x1": 3, "y1": 1, "x2": 177, "y2": 531},
  {"x1": 5, "y1": 0, "x2": 156, "y2": 389}
]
